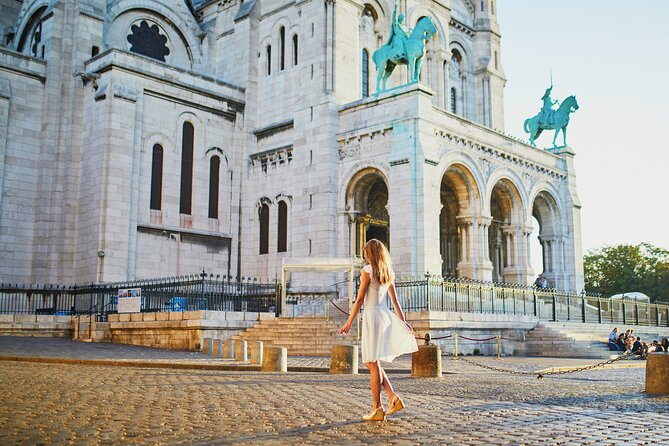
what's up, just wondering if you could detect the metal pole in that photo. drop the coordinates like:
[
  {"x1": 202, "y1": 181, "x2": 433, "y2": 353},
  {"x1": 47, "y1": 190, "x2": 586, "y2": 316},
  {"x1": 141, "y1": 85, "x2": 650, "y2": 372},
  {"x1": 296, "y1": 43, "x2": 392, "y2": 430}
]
[
  {"x1": 497, "y1": 335, "x2": 501, "y2": 361},
  {"x1": 454, "y1": 333, "x2": 459, "y2": 358},
  {"x1": 281, "y1": 267, "x2": 287, "y2": 317}
]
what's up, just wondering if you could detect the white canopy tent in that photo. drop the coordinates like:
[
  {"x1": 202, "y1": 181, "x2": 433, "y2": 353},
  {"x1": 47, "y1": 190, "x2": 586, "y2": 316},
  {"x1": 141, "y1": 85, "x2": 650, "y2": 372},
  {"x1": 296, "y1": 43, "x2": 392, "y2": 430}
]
[
  {"x1": 609, "y1": 292, "x2": 651, "y2": 302},
  {"x1": 280, "y1": 257, "x2": 364, "y2": 317}
]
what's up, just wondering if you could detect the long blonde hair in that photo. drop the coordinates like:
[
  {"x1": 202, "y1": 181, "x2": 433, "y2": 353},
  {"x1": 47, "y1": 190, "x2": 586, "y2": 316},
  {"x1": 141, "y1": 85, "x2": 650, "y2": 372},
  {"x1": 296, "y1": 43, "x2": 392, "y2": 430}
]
[{"x1": 364, "y1": 239, "x2": 394, "y2": 285}]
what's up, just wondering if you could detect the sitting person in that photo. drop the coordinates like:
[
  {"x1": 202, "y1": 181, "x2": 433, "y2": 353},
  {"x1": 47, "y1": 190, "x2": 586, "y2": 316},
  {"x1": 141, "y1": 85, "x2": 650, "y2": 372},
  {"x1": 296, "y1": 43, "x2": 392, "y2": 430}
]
[
  {"x1": 649, "y1": 340, "x2": 662, "y2": 353},
  {"x1": 608, "y1": 327, "x2": 621, "y2": 351},
  {"x1": 616, "y1": 331, "x2": 628, "y2": 351},
  {"x1": 661, "y1": 337, "x2": 669, "y2": 352},
  {"x1": 631, "y1": 336, "x2": 646, "y2": 358}
]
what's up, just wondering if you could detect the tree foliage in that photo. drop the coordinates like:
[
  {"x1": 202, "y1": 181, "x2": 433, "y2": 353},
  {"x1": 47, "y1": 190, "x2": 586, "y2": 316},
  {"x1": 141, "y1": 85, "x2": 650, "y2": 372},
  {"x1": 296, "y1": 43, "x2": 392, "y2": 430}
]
[{"x1": 584, "y1": 243, "x2": 669, "y2": 302}]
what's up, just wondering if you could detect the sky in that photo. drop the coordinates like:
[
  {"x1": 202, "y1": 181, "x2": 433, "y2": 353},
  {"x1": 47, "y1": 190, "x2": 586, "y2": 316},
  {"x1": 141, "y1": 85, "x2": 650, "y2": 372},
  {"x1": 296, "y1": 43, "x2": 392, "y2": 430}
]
[{"x1": 497, "y1": 0, "x2": 669, "y2": 256}]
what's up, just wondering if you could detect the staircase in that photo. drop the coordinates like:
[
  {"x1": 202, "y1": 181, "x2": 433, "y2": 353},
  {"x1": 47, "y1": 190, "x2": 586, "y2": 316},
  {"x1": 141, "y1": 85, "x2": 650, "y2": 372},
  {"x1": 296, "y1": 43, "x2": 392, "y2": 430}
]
[
  {"x1": 520, "y1": 323, "x2": 616, "y2": 359},
  {"x1": 231, "y1": 316, "x2": 359, "y2": 356}
]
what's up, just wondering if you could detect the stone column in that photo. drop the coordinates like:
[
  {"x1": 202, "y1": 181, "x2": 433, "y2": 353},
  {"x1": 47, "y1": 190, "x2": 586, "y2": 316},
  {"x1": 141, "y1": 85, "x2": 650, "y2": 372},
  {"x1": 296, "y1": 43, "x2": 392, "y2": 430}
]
[
  {"x1": 540, "y1": 234, "x2": 566, "y2": 290},
  {"x1": 455, "y1": 216, "x2": 474, "y2": 278},
  {"x1": 477, "y1": 216, "x2": 494, "y2": 282},
  {"x1": 501, "y1": 225, "x2": 524, "y2": 284}
]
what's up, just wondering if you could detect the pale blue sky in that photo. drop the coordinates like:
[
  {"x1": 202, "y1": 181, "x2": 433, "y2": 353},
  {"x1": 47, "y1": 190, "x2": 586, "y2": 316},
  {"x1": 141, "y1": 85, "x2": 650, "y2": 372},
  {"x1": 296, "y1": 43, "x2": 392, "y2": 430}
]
[{"x1": 498, "y1": 0, "x2": 669, "y2": 255}]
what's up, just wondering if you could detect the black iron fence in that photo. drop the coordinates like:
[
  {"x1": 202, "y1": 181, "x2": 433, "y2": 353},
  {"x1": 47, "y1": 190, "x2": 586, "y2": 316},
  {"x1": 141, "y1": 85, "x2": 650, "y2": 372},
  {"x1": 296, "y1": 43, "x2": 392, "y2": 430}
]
[
  {"x1": 3, "y1": 272, "x2": 668, "y2": 327},
  {"x1": 364, "y1": 275, "x2": 669, "y2": 327},
  {"x1": 0, "y1": 273, "x2": 278, "y2": 321}
]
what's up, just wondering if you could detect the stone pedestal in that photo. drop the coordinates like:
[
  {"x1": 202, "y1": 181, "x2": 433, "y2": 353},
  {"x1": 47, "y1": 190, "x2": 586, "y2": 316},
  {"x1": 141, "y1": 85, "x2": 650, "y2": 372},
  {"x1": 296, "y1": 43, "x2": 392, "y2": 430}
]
[
  {"x1": 645, "y1": 352, "x2": 669, "y2": 394},
  {"x1": 411, "y1": 344, "x2": 442, "y2": 378},
  {"x1": 212, "y1": 339, "x2": 223, "y2": 358},
  {"x1": 329, "y1": 344, "x2": 358, "y2": 374},
  {"x1": 249, "y1": 341, "x2": 264, "y2": 365},
  {"x1": 203, "y1": 337, "x2": 213, "y2": 354},
  {"x1": 262, "y1": 346, "x2": 288, "y2": 372},
  {"x1": 235, "y1": 339, "x2": 248, "y2": 362}
]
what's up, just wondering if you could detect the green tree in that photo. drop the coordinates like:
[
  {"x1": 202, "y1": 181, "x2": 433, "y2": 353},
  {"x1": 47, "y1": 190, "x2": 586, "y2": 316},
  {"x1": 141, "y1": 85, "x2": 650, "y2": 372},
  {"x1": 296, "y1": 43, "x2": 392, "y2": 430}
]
[{"x1": 584, "y1": 243, "x2": 669, "y2": 302}]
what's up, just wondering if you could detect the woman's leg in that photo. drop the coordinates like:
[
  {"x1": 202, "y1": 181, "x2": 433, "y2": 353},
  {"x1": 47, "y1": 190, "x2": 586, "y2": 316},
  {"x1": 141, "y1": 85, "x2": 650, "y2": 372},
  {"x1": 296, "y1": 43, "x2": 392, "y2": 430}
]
[
  {"x1": 365, "y1": 361, "x2": 383, "y2": 409},
  {"x1": 378, "y1": 363, "x2": 397, "y2": 402}
]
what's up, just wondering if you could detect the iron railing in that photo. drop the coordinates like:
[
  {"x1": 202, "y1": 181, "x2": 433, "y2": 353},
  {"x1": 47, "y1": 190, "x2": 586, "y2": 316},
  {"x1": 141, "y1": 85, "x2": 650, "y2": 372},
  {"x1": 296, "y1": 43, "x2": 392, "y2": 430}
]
[
  {"x1": 356, "y1": 275, "x2": 669, "y2": 327},
  {"x1": 3, "y1": 272, "x2": 668, "y2": 327},
  {"x1": 0, "y1": 272, "x2": 278, "y2": 321}
]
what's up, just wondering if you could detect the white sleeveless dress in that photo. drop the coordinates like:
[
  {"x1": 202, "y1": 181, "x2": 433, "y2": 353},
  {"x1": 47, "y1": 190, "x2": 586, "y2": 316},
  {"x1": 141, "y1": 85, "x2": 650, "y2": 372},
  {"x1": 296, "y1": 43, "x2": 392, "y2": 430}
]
[{"x1": 361, "y1": 264, "x2": 418, "y2": 363}]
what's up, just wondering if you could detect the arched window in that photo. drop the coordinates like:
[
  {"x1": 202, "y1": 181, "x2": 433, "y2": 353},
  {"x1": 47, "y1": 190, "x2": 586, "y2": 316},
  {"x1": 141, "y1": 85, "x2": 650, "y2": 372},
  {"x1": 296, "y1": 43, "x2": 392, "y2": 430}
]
[
  {"x1": 127, "y1": 20, "x2": 170, "y2": 62},
  {"x1": 362, "y1": 49, "x2": 369, "y2": 97},
  {"x1": 277, "y1": 201, "x2": 288, "y2": 253},
  {"x1": 208, "y1": 156, "x2": 220, "y2": 219},
  {"x1": 259, "y1": 204, "x2": 270, "y2": 254},
  {"x1": 293, "y1": 34, "x2": 299, "y2": 66},
  {"x1": 150, "y1": 144, "x2": 163, "y2": 210},
  {"x1": 279, "y1": 27, "x2": 286, "y2": 71},
  {"x1": 180, "y1": 122, "x2": 194, "y2": 215},
  {"x1": 449, "y1": 49, "x2": 463, "y2": 115},
  {"x1": 17, "y1": 6, "x2": 47, "y2": 58},
  {"x1": 266, "y1": 45, "x2": 271, "y2": 75}
]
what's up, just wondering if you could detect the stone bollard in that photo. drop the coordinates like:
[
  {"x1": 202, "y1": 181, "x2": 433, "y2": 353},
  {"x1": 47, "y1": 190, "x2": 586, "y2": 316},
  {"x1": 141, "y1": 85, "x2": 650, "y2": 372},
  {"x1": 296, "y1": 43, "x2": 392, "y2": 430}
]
[
  {"x1": 203, "y1": 337, "x2": 213, "y2": 354},
  {"x1": 261, "y1": 346, "x2": 288, "y2": 372},
  {"x1": 249, "y1": 341, "x2": 264, "y2": 365},
  {"x1": 212, "y1": 339, "x2": 223, "y2": 358},
  {"x1": 411, "y1": 344, "x2": 442, "y2": 378},
  {"x1": 645, "y1": 352, "x2": 669, "y2": 394},
  {"x1": 329, "y1": 344, "x2": 359, "y2": 374},
  {"x1": 225, "y1": 339, "x2": 235, "y2": 359},
  {"x1": 235, "y1": 339, "x2": 248, "y2": 362}
]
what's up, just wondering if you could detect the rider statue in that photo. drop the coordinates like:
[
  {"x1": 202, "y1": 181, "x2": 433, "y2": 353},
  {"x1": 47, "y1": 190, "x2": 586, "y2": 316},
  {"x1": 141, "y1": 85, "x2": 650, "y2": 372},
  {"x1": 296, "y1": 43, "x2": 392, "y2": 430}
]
[
  {"x1": 539, "y1": 85, "x2": 559, "y2": 127},
  {"x1": 387, "y1": 3, "x2": 411, "y2": 61}
]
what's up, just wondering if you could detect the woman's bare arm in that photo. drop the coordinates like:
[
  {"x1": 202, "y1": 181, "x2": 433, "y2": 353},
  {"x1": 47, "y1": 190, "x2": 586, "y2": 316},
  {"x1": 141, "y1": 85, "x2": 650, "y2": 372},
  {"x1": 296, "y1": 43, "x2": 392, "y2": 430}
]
[{"x1": 339, "y1": 271, "x2": 370, "y2": 335}]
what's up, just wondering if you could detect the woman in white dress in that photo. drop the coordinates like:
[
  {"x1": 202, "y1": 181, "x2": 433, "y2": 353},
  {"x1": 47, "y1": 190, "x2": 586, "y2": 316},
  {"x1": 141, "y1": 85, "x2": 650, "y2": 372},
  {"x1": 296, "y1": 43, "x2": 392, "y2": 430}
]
[{"x1": 339, "y1": 239, "x2": 418, "y2": 421}]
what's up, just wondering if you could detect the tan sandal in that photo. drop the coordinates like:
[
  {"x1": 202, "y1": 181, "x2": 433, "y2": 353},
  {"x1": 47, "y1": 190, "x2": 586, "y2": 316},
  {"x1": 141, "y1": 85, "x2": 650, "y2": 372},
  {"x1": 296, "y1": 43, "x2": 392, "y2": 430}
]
[
  {"x1": 362, "y1": 407, "x2": 385, "y2": 421},
  {"x1": 385, "y1": 396, "x2": 405, "y2": 416}
]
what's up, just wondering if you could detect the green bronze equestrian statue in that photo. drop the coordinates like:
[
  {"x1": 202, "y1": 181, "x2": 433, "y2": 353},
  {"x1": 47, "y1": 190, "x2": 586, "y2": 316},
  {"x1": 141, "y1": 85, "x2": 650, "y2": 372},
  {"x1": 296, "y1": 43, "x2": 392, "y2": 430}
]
[
  {"x1": 372, "y1": 4, "x2": 437, "y2": 93},
  {"x1": 524, "y1": 86, "x2": 579, "y2": 148}
]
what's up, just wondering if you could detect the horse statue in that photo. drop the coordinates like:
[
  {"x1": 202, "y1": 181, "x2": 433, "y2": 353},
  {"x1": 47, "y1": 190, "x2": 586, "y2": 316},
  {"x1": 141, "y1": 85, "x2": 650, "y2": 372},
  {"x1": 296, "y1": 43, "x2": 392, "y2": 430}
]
[
  {"x1": 524, "y1": 95, "x2": 579, "y2": 148},
  {"x1": 372, "y1": 16, "x2": 438, "y2": 93}
]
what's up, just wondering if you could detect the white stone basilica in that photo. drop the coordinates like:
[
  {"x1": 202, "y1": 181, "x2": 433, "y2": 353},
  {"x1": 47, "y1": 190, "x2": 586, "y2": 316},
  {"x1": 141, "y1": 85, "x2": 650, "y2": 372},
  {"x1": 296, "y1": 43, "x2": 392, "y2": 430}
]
[{"x1": 0, "y1": 0, "x2": 584, "y2": 291}]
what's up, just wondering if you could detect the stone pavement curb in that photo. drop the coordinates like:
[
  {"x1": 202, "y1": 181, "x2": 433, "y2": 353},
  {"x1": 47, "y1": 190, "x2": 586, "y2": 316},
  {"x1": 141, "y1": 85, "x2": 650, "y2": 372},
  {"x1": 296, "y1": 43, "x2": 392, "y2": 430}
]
[{"x1": 0, "y1": 355, "x2": 415, "y2": 374}]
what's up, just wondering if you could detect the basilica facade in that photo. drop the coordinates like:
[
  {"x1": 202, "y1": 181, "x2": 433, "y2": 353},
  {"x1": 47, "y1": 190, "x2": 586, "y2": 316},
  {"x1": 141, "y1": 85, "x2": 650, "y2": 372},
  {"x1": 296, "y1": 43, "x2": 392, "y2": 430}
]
[{"x1": 0, "y1": 0, "x2": 584, "y2": 291}]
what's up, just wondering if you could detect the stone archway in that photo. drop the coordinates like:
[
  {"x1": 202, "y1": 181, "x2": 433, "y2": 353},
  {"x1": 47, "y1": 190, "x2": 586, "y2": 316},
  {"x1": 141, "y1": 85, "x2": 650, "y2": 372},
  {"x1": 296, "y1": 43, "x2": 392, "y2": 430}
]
[
  {"x1": 489, "y1": 179, "x2": 527, "y2": 284},
  {"x1": 532, "y1": 190, "x2": 563, "y2": 289},
  {"x1": 346, "y1": 169, "x2": 389, "y2": 256},
  {"x1": 440, "y1": 164, "x2": 484, "y2": 279}
]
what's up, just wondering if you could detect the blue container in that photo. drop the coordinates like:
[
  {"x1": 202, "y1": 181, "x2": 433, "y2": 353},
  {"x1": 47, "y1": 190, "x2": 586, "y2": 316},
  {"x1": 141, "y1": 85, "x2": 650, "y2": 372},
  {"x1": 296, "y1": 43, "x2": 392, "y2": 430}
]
[{"x1": 167, "y1": 297, "x2": 187, "y2": 312}]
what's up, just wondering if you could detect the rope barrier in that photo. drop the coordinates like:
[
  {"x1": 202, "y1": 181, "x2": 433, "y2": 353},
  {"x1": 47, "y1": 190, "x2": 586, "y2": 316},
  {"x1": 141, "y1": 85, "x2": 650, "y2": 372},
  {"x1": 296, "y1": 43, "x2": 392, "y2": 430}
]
[
  {"x1": 458, "y1": 335, "x2": 498, "y2": 342},
  {"x1": 447, "y1": 351, "x2": 634, "y2": 379}
]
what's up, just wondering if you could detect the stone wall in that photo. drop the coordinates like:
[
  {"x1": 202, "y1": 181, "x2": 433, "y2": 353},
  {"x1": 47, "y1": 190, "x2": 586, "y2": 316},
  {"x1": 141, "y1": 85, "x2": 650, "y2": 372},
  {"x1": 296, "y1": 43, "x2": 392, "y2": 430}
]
[
  {"x1": 0, "y1": 314, "x2": 73, "y2": 337},
  {"x1": 108, "y1": 311, "x2": 275, "y2": 351}
]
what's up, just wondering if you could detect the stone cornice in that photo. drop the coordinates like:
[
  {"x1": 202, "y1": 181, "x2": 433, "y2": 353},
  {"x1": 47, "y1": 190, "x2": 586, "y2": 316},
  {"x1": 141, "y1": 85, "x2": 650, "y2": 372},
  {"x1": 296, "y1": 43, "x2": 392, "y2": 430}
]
[
  {"x1": 253, "y1": 119, "x2": 294, "y2": 141},
  {"x1": 449, "y1": 18, "x2": 475, "y2": 37},
  {"x1": 434, "y1": 129, "x2": 567, "y2": 181},
  {"x1": 0, "y1": 47, "x2": 47, "y2": 83},
  {"x1": 85, "y1": 49, "x2": 245, "y2": 99}
]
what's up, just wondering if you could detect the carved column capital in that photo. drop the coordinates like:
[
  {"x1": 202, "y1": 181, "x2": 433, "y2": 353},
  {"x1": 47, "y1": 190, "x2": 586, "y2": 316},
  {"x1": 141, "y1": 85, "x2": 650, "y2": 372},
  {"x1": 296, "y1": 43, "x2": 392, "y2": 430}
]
[{"x1": 456, "y1": 215, "x2": 474, "y2": 227}]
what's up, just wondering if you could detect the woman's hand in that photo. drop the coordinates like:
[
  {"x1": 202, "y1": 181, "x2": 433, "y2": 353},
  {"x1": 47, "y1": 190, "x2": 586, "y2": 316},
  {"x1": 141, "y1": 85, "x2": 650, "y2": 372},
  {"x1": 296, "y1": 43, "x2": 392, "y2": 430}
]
[
  {"x1": 340, "y1": 320, "x2": 352, "y2": 335},
  {"x1": 404, "y1": 321, "x2": 415, "y2": 334}
]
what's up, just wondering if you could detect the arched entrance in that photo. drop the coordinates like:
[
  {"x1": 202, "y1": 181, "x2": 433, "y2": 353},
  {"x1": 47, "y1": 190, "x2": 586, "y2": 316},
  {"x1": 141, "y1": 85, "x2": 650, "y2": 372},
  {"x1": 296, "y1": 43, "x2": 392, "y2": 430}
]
[
  {"x1": 346, "y1": 169, "x2": 389, "y2": 256},
  {"x1": 488, "y1": 179, "x2": 526, "y2": 284},
  {"x1": 440, "y1": 164, "x2": 481, "y2": 278},
  {"x1": 532, "y1": 190, "x2": 563, "y2": 289}
]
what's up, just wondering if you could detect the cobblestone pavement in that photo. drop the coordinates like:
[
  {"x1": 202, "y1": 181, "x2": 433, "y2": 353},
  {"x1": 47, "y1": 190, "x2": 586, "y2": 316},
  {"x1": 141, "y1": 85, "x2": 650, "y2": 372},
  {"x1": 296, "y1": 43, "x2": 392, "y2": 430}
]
[{"x1": 1, "y1": 350, "x2": 668, "y2": 445}]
